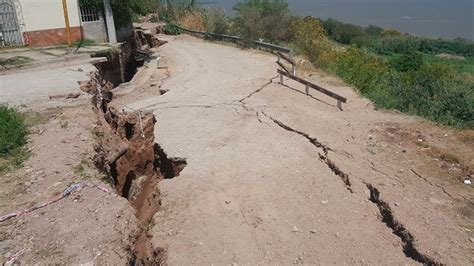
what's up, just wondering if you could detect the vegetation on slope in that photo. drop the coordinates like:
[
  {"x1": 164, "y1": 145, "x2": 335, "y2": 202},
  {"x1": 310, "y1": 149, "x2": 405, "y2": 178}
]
[{"x1": 150, "y1": 0, "x2": 474, "y2": 128}]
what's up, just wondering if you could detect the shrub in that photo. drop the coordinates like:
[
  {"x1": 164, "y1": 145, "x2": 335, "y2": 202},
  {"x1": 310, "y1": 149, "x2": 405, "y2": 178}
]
[
  {"x1": 381, "y1": 29, "x2": 402, "y2": 37},
  {"x1": 332, "y1": 23, "x2": 367, "y2": 44},
  {"x1": 179, "y1": 10, "x2": 206, "y2": 31},
  {"x1": 202, "y1": 8, "x2": 228, "y2": 34},
  {"x1": 328, "y1": 48, "x2": 473, "y2": 127},
  {"x1": 292, "y1": 16, "x2": 331, "y2": 66},
  {"x1": 233, "y1": 0, "x2": 290, "y2": 42},
  {"x1": 390, "y1": 51, "x2": 424, "y2": 72},
  {"x1": 164, "y1": 22, "x2": 181, "y2": 35},
  {"x1": 366, "y1": 35, "x2": 474, "y2": 57},
  {"x1": 0, "y1": 105, "x2": 26, "y2": 155},
  {"x1": 365, "y1": 25, "x2": 384, "y2": 36}
]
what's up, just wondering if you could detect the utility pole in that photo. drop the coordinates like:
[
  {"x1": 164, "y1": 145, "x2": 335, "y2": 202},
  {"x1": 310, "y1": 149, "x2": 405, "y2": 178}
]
[
  {"x1": 61, "y1": 0, "x2": 72, "y2": 47},
  {"x1": 103, "y1": 0, "x2": 117, "y2": 43}
]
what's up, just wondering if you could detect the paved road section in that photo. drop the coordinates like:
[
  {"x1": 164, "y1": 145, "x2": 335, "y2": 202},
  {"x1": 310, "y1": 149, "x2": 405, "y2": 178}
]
[{"x1": 127, "y1": 35, "x2": 472, "y2": 265}]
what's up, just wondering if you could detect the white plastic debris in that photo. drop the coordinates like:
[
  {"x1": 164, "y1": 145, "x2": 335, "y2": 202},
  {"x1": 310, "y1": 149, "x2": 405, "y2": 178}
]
[{"x1": 463, "y1": 179, "x2": 471, "y2": 185}]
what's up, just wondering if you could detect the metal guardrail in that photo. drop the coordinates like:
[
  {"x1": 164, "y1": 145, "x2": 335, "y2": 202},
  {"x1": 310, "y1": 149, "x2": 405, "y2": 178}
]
[
  {"x1": 278, "y1": 69, "x2": 347, "y2": 110},
  {"x1": 177, "y1": 25, "x2": 346, "y2": 110},
  {"x1": 176, "y1": 25, "x2": 292, "y2": 55}
]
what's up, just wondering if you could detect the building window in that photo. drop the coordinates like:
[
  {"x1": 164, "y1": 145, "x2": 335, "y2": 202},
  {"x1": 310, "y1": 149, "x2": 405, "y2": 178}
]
[{"x1": 80, "y1": 5, "x2": 100, "y2": 22}]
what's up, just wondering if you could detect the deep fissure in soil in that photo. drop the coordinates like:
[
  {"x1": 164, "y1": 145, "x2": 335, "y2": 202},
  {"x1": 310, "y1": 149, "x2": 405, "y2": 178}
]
[
  {"x1": 366, "y1": 183, "x2": 442, "y2": 265},
  {"x1": 84, "y1": 42, "x2": 186, "y2": 264}
]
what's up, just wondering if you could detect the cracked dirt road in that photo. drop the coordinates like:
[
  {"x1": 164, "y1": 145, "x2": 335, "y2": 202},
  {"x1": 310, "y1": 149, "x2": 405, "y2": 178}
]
[{"x1": 127, "y1": 35, "x2": 473, "y2": 265}]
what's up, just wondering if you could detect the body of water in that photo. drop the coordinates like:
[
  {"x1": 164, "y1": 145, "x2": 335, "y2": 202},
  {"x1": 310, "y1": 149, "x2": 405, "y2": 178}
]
[{"x1": 198, "y1": 0, "x2": 473, "y2": 40}]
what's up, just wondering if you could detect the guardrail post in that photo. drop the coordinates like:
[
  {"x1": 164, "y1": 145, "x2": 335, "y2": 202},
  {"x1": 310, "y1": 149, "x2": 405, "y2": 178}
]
[
  {"x1": 337, "y1": 100, "x2": 342, "y2": 111},
  {"x1": 292, "y1": 65, "x2": 296, "y2": 76},
  {"x1": 280, "y1": 73, "x2": 283, "y2": 84},
  {"x1": 277, "y1": 54, "x2": 280, "y2": 63},
  {"x1": 305, "y1": 85, "x2": 309, "y2": 95}
]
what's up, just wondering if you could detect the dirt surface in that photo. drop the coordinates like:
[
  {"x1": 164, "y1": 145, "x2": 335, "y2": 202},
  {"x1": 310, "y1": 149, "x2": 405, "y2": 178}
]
[
  {"x1": 122, "y1": 34, "x2": 473, "y2": 265},
  {"x1": 0, "y1": 106, "x2": 139, "y2": 265}
]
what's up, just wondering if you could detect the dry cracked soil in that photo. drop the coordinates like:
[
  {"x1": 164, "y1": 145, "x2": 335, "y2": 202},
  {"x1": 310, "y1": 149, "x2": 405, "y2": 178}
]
[{"x1": 0, "y1": 32, "x2": 473, "y2": 265}]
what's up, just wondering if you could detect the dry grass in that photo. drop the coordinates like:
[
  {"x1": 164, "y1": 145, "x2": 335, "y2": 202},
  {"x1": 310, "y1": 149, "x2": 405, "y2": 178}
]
[{"x1": 179, "y1": 10, "x2": 206, "y2": 32}]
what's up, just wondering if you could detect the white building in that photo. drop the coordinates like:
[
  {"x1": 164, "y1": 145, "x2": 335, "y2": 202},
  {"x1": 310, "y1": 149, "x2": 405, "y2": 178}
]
[{"x1": 0, "y1": 0, "x2": 115, "y2": 46}]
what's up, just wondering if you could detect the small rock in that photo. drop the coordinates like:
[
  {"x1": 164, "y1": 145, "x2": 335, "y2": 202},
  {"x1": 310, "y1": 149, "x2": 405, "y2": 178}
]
[
  {"x1": 53, "y1": 182, "x2": 62, "y2": 187},
  {"x1": 469, "y1": 237, "x2": 474, "y2": 243},
  {"x1": 24, "y1": 182, "x2": 32, "y2": 186},
  {"x1": 309, "y1": 230, "x2": 316, "y2": 234},
  {"x1": 394, "y1": 202, "x2": 400, "y2": 206},
  {"x1": 444, "y1": 134, "x2": 448, "y2": 137},
  {"x1": 321, "y1": 200, "x2": 329, "y2": 205},
  {"x1": 335, "y1": 232, "x2": 340, "y2": 237},
  {"x1": 96, "y1": 251, "x2": 102, "y2": 256},
  {"x1": 398, "y1": 169, "x2": 404, "y2": 173},
  {"x1": 292, "y1": 226, "x2": 299, "y2": 232},
  {"x1": 225, "y1": 200, "x2": 231, "y2": 204},
  {"x1": 464, "y1": 179, "x2": 471, "y2": 185},
  {"x1": 417, "y1": 138, "x2": 423, "y2": 142}
]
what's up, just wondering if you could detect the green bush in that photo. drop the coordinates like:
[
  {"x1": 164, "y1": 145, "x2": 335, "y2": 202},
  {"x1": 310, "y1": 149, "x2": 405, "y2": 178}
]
[
  {"x1": 0, "y1": 105, "x2": 26, "y2": 155},
  {"x1": 366, "y1": 35, "x2": 474, "y2": 57},
  {"x1": 390, "y1": 51, "x2": 424, "y2": 72},
  {"x1": 292, "y1": 16, "x2": 330, "y2": 66},
  {"x1": 164, "y1": 22, "x2": 181, "y2": 35},
  {"x1": 329, "y1": 48, "x2": 474, "y2": 127}
]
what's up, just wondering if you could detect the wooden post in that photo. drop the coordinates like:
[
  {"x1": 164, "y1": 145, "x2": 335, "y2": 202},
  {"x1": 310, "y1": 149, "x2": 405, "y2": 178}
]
[
  {"x1": 280, "y1": 74, "x2": 283, "y2": 84},
  {"x1": 337, "y1": 100, "x2": 342, "y2": 111},
  {"x1": 305, "y1": 85, "x2": 309, "y2": 95},
  {"x1": 62, "y1": 0, "x2": 72, "y2": 47},
  {"x1": 292, "y1": 65, "x2": 296, "y2": 76}
]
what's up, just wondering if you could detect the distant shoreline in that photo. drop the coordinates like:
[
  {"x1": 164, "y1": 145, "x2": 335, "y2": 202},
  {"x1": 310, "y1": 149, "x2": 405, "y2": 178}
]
[{"x1": 199, "y1": 0, "x2": 473, "y2": 40}]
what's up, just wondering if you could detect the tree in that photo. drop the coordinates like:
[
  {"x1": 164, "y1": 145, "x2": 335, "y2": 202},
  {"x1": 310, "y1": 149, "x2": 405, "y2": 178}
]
[
  {"x1": 381, "y1": 29, "x2": 402, "y2": 37},
  {"x1": 332, "y1": 23, "x2": 366, "y2": 44},
  {"x1": 79, "y1": 0, "x2": 151, "y2": 27},
  {"x1": 365, "y1": 25, "x2": 383, "y2": 36}
]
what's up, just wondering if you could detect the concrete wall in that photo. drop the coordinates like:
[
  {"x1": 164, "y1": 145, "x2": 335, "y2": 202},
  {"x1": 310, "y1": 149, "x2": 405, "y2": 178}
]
[
  {"x1": 19, "y1": 0, "x2": 83, "y2": 46},
  {"x1": 82, "y1": 13, "x2": 108, "y2": 43},
  {"x1": 20, "y1": 0, "x2": 81, "y2": 32}
]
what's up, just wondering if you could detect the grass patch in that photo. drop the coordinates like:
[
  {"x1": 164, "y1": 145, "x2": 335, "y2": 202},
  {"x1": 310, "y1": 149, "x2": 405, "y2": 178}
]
[
  {"x1": 0, "y1": 56, "x2": 33, "y2": 66},
  {"x1": 0, "y1": 105, "x2": 26, "y2": 155},
  {"x1": 74, "y1": 39, "x2": 96, "y2": 49},
  {"x1": 0, "y1": 105, "x2": 28, "y2": 172}
]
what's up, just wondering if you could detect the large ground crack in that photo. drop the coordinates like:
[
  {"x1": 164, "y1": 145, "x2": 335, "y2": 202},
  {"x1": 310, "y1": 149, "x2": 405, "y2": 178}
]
[
  {"x1": 239, "y1": 75, "x2": 278, "y2": 103},
  {"x1": 86, "y1": 71, "x2": 187, "y2": 265},
  {"x1": 261, "y1": 112, "x2": 353, "y2": 193},
  {"x1": 366, "y1": 183, "x2": 442, "y2": 265},
  {"x1": 238, "y1": 75, "x2": 279, "y2": 119}
]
